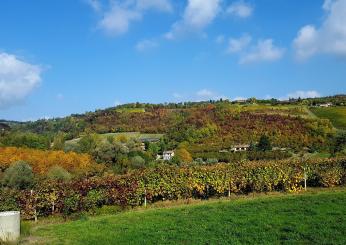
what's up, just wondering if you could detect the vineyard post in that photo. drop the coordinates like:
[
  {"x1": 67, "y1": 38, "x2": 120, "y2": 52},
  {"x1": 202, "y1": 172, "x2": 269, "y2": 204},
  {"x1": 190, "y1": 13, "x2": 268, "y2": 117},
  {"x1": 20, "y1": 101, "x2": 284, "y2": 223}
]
[
  {"x1": 304, "y1": 166, "x2": 307, "y2": 191},
  {"x1": 144, "y1": 188, "x2": 147, "y2": 208}
]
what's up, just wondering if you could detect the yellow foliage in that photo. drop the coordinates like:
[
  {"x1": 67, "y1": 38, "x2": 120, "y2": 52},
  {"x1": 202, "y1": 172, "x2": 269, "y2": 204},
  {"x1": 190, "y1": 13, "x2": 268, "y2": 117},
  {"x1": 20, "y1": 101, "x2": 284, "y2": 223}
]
[{"x1": 0, "y1": 147, "x2": 99, "y2": 175}]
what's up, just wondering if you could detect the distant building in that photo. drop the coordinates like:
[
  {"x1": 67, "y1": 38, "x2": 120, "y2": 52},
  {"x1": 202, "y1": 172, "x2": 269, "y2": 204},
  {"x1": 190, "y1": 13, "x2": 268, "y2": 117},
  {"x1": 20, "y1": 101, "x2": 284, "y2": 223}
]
[
  {"x1": 230, "y1": 144, "x2": 250, "y2": 152},
  {"x1": 163, "y1": 150, "x2": 175, "y2": 161},
  {"x1": 317, "y1": 102, "x2": 333, "y2": 107}
]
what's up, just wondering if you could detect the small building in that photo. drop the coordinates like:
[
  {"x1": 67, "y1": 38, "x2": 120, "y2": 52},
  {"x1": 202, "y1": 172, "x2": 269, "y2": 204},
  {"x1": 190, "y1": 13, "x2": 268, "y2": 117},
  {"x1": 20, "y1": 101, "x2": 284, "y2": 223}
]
[
  {"x1": 230, "y1": 144, "x2": 250, "y2": 152},
  {"x1": 163, "y1": 150, "x2": 175, "y2": 161},
  {"x1": 317, "y1": 102, "x2": 333, "y2": 107}
]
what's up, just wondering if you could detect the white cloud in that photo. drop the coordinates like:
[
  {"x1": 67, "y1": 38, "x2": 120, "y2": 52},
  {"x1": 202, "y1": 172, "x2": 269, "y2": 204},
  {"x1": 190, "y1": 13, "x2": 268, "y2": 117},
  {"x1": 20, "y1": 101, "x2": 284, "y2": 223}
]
[
  {"x1": 225, "y1": 35, "x2": 284, "y2": 64},
  {"x1": 239, "y1": 39, "x2": 285, "y2": 64},
  {"x1": 89, "y1": 0, "x2": 172, "y2": 36},
  {"x1": 173, "y1": 92, "x2": 183, "y2": 98},
  {"x1": 165, "y1": 0, "x2": 221, "y2": 39},
  {"x1": 282, "y1": 90, "x2": 321, "y2": 100},
  {"x1": 173, "y1": 89, "x2": 229, "y2": 101},
  {"x1": 294, "y1": 0, "x2": 346, "y2": 60},
  {"x1": 85, "y1": 0, "x2": 102, "y2": 12},
  {"x1": 136, "y1": 0, "x2": 173, "y2": 12},
  {"x1": 196, "y1": 89, "x2": 229, "y2": 101},
  {"x1": 99, "y1": 3, "x2": 142, "y2": 36},
  {"x1": 227, "y1": 1, "x2": 253, "y2": 18},
  {"x1": 0, "y1": 52, "x2": 42, "y2": 109},
  {"x1": 227, "y1": 34, "x2": 251, "y2": 53},
  {"x1": 233, "y1": 96, "x2": 247, "y2": 101},
  {"x1": 135, "y1": 39, "x2": 158, "y2": 52}
]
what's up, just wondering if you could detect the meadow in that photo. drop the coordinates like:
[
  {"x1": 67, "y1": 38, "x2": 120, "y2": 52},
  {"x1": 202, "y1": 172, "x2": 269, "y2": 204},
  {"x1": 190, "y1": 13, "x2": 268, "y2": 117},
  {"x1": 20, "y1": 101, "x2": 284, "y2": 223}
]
[
  {"x1": 310, "y1": 106, "x2": 346, "y2": 130},
  {"x1": 24, "y1": 187, "x2": 346, "y2": 244}
]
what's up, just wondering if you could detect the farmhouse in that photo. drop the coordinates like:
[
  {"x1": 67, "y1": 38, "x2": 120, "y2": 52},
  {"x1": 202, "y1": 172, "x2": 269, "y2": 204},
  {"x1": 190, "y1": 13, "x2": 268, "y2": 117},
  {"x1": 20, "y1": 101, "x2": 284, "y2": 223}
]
[
  {"x1": 156, "y1": 150, "x2": 175, "y2": 161},
  {"x1": 230, "y1": 144, "x2": 250, "y2": 152},
  {"x1": 317, "y1": 102, "x2": 333, "y2": 107}
]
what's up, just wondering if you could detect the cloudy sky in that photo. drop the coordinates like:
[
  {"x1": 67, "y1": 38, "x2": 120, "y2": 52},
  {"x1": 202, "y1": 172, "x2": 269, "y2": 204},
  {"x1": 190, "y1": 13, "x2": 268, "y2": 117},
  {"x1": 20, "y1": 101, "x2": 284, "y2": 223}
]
[{"x1": 1, "y1": 0, "x2": 346, "y2": 120}]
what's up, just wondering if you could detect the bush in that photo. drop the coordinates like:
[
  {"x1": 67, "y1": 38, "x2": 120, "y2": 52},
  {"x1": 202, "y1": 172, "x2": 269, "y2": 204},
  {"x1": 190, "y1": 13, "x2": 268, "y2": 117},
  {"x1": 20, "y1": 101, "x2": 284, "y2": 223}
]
[
  {"x1": 0, "y1": 188, "x2": 19, "y2": 211},
  {"x1": 47, "y1": 166, "x2": 72, "y2": 182},
  {"x1": 83, "y1": 189, "x2": 106, "y2": 213},
  {"x1": 129, "y1": 156, "x2": 146, "y2": 169},
  {"x1": 2, "y1": 161, "x2": 34, "y2": 189}
]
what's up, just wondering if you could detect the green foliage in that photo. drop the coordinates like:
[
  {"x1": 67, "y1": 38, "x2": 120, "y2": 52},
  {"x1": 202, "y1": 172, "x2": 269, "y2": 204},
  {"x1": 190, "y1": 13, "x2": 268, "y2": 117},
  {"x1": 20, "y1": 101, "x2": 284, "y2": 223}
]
[
  {"x1": 129, "y1": 156, "x2": 146, "y2": 169},
  {"x1": 63, "y1": 193, "x2": 80, "y2": 217},
  {"x1": 0, "y1": 132, "x2": 50, "y2": 150},
  {"x1": 310, "y1": 106, "x2": 346, "y2": 130},
  {"x1": 52, "y1": 132, "x2": 66, "y2": 150},
  {"x1": 78, "y1": 134, "x2": 100, "y2": 153},
  {"x1": 47, "y1": 166, "x2": 72, "y2": 182},
  {"x1": 0, "y1": 188, "x2": 19, "y2": 211},
  {"x1": 257, "y1": 135, "x2": 272, "y2": 152},
  {"x1": 2, "y1": 161, "x2": 34, "y2": 189},
  {"x1": 330, "y1": 132, "x2": 346, "y2": 156},
  {"x1": 92, "y1": 141, "x2": 129, "y2": 165},
  {"x1": 84, "y1": 189, "x2": 106, "y2": 213}
]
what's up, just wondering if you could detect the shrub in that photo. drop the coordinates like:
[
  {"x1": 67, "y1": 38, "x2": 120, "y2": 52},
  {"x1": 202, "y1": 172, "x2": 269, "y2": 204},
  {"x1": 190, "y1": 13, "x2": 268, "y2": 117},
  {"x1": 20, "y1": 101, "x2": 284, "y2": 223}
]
[
  {"x1": 62, "y1": 193, "x2": 80, "y2": 217},
  {"x1": 0, "y1": 188, "x2": 19, "y2": 211},
  {"x1": 2, "y1": 161, "x2": 34, "y2": 190},
  {"x1": 175, "y1": 148, "x2": 193, "y2": 163},
  {"x1": 129, "y1": 156, "x2": 146, "y2": 169},
  {"x1": 83, "y1": 189, "x2": 106, "y2": 213},
  {"x1": 47, "y1": 166, "x2": 72, "y2": 182}
]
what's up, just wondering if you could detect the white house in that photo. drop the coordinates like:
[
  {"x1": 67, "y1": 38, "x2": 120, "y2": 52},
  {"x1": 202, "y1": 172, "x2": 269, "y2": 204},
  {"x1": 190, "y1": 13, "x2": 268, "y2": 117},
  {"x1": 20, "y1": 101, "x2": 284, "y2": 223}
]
[
  {"x1": 318, "y1": 102, "x2": 333, "y2": 107},
  {"x1": 230, "y1": 144, "x2": 250, "y2": 152},
  {"x1": 163, "y1": 151, "x2": 175, "y2": 161}
]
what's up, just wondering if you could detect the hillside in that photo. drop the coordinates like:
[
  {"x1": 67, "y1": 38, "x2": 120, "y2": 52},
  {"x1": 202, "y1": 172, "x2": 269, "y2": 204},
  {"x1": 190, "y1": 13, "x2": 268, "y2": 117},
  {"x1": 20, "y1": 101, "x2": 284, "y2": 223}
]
[
  {"x1": 26, "y1": 188, "x2": 346, "y2": 244},
  {"x1": 6, "y1": 101, "x2": 339, "y2": 152},
  {"x1": 310, "y1": 106, "x2": 346, "y2": 131}
]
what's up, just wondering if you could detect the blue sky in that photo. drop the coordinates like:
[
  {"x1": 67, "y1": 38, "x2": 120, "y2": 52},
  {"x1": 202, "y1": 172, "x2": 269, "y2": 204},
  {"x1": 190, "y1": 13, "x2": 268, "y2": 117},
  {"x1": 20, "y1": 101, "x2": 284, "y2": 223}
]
[{"x1": 0, "y1": 0, "x2": 345, "y2": 121}]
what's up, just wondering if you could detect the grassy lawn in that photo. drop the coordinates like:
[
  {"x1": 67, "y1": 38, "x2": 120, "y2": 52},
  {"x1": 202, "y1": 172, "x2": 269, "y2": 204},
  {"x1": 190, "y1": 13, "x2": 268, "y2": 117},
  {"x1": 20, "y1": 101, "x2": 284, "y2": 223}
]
[
  {"x1": 310, "y1": 106, "x2": 346, "y2": 130},
  {"x1": 26, "y1": 188, "x2": 346, "y2": 244}
]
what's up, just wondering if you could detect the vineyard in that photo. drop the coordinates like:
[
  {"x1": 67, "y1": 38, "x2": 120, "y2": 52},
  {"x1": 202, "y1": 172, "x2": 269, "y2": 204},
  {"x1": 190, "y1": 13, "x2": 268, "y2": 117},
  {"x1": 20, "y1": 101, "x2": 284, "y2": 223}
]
[{"x1": 1, "y1": 157, "x2": 345, "y2": 220}]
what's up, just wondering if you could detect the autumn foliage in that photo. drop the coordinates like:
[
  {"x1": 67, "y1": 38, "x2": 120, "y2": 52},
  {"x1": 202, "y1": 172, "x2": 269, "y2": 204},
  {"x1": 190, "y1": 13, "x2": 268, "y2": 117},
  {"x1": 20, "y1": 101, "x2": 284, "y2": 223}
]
[
  {"x1": 0, "y1": 147, "x2": 98, "y2": 175},
  {"x1": 1, "y1": 156, "x2": 345, "y2": 219}
]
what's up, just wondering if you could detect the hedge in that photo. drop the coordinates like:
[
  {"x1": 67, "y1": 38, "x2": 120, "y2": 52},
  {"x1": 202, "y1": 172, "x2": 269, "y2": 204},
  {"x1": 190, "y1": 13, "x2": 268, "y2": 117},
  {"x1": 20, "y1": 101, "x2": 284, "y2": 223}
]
[{"x1": 1, "y1": 157, "x2": 345, "y2": 219}]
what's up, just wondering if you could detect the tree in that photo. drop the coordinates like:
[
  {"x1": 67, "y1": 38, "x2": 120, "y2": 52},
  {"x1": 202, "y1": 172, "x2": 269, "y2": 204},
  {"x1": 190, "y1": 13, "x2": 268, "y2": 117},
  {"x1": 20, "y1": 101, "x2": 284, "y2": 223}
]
[
  {"x1": 78, "y1": 134, "x2": 100, "y2": 153},
  {"x1": 52, "y1": 132, "x2": 66, "y2": 150},
  {"x1": 330, "y1": 132, "x2": 346, "y2": 156},
  {"x1": 2, "y1": 161, "x2": 34, "y2": 189},
  {"x1": 175, "y1": 148, "x2": 193, "y2": 163},
  {"x1": 257, "y1": 135, "x2": 272, "y2": 152},
  {"x1": 47, "y1": 165, "x2": 72, "y2": 182},
  {"x1": 129, "y1": 156, "x2": 146, "y2": 169},
  {"x1": 92, "y1": 142, "x2": 129, "y2": 165}
]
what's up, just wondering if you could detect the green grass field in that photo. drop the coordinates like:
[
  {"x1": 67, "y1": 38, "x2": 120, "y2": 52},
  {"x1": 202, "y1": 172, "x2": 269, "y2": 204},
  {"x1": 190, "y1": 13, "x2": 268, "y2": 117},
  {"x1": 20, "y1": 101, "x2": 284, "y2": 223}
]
[
  {"x1": 310, "y1": 106, "x2": 346, "y2": 130},
  {"x1": 25, "y1": 188, "x2": 346, "y2": 244}
]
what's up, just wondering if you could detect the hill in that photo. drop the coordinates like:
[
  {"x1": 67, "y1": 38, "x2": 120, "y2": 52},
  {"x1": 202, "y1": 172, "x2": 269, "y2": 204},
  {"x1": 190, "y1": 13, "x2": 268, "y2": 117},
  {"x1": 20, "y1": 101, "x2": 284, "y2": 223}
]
[
  {"x1": 7, "y1": 99, "x2": 340, "y2": 153},
  {"x1": 26, "y1": 187, "x2": 346, "y2": 244}
]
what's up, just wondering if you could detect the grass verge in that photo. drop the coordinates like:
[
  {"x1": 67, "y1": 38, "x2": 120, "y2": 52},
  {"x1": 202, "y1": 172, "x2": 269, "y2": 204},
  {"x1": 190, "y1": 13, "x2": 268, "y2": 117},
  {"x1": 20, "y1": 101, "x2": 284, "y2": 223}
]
[{"x1": 22, "y1": 187, "x2": 346, "y2": 244}]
